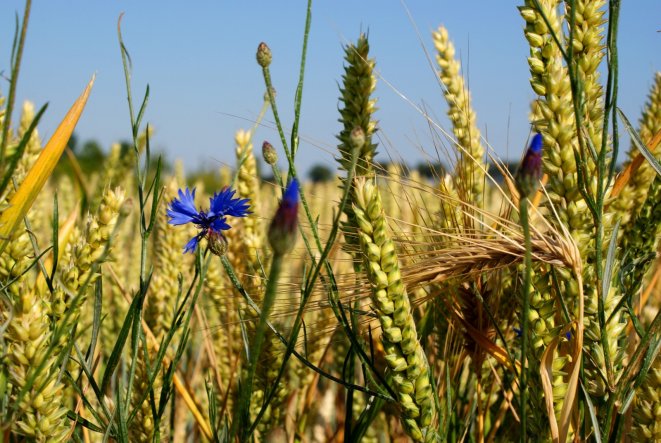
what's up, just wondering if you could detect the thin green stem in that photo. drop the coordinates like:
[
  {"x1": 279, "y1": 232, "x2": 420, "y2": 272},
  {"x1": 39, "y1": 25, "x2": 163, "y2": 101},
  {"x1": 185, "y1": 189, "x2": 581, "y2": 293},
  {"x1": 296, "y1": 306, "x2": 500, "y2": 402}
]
[
  {"x1": 246, "y1": 145, "x2": 361, "y2": 438},
  {"x1": 0, "y1": 0, "x2": 31, "y2": 178},
  {"x1": 594, "y1": 0, "x2": 621, "y2": 397},
  {"x1": 234, "y1": 252, "x2": 284, "y2": 440},
  {"x1": 290, "y1": 0, "x2": 312, "y2": 157},
  {"x1": 261, "y1": 66, "x2": 325, "y2": 260},
  {"x1": 263, "y1": 69, "x2": 291, "y2": 161},
  {"x1": 519, "y1": 198, "x2": 531, "y2": 442},
  {"x1": 220, "y1": 256, "x2": 391, "y2": 401}
]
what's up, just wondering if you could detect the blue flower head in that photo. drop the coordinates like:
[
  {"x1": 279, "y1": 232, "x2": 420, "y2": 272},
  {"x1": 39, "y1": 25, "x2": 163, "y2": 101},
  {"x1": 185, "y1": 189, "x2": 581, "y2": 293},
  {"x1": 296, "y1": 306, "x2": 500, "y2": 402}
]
[
  {"x1": 268, "y1": 178, "x2": 299, "y2": 255},
  {"x1": 529, "y1": 132, "x2": 543, "y2": 155},
  {"x1": 167, "y1": 187, "x2": 251, "y2": 254},
  {"x1": 516, "y1": 132, "x2": 544, "y2": 197}
]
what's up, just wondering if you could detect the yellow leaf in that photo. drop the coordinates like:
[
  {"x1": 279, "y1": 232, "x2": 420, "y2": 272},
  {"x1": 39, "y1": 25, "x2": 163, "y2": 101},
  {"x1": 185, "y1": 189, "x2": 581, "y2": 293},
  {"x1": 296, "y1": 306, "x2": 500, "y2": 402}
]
[{"x1": 0, "y1": 75, "x2": 94, "y2": 251}]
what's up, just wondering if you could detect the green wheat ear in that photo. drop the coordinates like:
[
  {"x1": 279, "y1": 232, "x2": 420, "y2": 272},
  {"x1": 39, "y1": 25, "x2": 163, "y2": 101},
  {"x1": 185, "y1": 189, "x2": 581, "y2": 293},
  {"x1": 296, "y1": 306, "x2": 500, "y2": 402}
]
[
  {"x1": 353, "y1": 178, "x2": 437, "y2": 442},
  {"x1": 145, "y1": 178, "x2": 187, "y2": 337},
  {"x1": 632, "y1": 355, "x2": 661, "y2": 441},
  {"x1": 51, "y1": 186, "x2": 125, "y2": 347},
  {"x1": 622, "y1": 75, "x2": 661, "y2": 442},
  {"x1": 336, "y1": 33, "x2": 378, "y2": 260},
  {"x1": 3, "y1": 288, "x2": 70, "y2": 441},
  {"x1": 518, "y1": 0, "x2": 583, "y2": 433}
]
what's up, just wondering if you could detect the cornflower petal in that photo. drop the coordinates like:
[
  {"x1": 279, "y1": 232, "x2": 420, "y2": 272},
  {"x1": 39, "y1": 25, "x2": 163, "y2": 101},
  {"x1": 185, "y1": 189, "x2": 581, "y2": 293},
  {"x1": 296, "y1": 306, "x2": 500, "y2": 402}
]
[
  {"x1": 209, "y1": 188, "x2": 251, "y2": 218},
  {"x1": 529, "y1": 132, "x2": 543, "y2": 154},
  {"x1": 282, "y1": 178, "x2": 299, "y2": 207},
  {"x1": 211, "y1": 217, "x2": 231, "y2": 232},
  {"x1": 167, "y1": 187, "x2": 200, "y2": 225},
  {"x1": 183, "y1": 234, "x2": 201, "y2": 254}
]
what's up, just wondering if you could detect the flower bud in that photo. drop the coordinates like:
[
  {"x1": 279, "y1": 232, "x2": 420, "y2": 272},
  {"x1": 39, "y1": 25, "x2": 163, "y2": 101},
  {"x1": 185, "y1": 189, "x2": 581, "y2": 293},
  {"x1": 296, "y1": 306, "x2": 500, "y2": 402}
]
[
  {"x1": 207, "y1": 230, "x2": 228, "y2": 257},
  {"x1": 516, "y1": 133, "x2": 544, "y2": 198},
  {"x1": 256, "y1": 42, "x2": 272, "y2": 68},
  {"x1": 262, "y1": 141, "x2": 278, "y2": 165},
  {"x1": 268, "y1": 179, "x2": 299, "y2": 255}
]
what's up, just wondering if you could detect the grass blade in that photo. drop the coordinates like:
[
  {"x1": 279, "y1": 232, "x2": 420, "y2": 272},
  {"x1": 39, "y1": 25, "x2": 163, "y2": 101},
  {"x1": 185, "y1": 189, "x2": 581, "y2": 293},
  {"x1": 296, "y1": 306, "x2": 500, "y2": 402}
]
[
  {"x1": 618, "y1": 107, "x2": 661, "y2": 177},
  {"x1": 580, "y1": 381, "x2": 602, "y2": 443}
]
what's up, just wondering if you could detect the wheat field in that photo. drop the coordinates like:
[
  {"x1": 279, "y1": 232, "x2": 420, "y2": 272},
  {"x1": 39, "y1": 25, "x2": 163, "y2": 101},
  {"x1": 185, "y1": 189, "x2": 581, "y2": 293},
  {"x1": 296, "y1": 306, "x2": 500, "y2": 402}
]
[{"x1": 1, "y1": 1, "x2": 661, "y2": 442}]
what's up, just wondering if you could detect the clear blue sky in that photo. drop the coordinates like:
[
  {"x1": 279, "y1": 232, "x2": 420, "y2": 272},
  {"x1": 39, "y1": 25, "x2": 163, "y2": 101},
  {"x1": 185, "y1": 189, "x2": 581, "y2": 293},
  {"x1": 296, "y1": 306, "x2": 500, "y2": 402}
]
[{"x1": 1, "y1": 1, "x2": 659, "y2": 176}]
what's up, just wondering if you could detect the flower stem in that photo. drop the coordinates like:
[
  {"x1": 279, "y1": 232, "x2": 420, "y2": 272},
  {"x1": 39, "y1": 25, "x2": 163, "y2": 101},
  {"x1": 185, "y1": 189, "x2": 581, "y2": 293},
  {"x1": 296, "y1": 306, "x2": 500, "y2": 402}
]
[
  {"x1": 519, "y1": 197, "x2": 531, "y2": 442},
  {"x1": 234, "y1": 251, "x2": 284, "y2": 440}
]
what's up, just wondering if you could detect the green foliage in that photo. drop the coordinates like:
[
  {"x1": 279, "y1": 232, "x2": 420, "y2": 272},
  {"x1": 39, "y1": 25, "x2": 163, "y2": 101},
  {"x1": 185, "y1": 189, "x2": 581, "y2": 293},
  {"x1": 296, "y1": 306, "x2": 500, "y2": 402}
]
[{"x1": 307, "y1": 163, "x2": 333, "y2": 183}]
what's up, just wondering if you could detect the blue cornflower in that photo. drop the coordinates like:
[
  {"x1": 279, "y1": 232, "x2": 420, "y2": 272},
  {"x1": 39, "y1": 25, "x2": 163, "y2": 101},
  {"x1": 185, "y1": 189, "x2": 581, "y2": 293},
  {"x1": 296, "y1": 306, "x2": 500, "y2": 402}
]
[
  {"x1": 167, "y1": 187, "x2": 250, "y2": 254},
  {"x1": 516, "y1": 133, "x2": 544, "y2": 198},
  {"x1": 268, "y1": 178, "x2": 299, "y2": 255}
]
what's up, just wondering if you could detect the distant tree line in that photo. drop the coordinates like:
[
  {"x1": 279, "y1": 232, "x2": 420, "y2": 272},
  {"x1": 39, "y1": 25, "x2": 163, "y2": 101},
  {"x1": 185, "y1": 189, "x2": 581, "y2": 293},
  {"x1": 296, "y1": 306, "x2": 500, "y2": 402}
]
[
  {"x1": 305, "y1": 160, "x2": 523, "y2": 184},
  {"x1": 56, "y1": 132, "x2": 171, "y2": 179},
  {"x1": 57, "y1": 136, "x2": 617, "y2": 189}
]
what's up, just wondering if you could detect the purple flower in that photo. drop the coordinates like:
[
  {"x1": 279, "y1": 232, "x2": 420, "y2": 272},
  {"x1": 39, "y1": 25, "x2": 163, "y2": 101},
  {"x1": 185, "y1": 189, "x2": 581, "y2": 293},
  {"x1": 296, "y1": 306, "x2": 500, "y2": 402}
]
[
  {"x1": 167, "y1": 187, "x2": 250, "y2": 253},
  {"x1": 516, "y1": 133, "x2": 543, "y2": 197},
  {"x1": 268, "y1": 179, "x2": 299, "y2": 254}
]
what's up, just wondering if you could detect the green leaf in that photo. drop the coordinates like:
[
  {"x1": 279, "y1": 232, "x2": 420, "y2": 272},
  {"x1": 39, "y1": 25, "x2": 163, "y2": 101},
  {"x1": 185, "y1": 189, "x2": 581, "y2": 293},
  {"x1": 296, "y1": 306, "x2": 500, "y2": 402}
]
[
  {"x1": 581, "y1": 381, "x2": 602, "y2": 443},
  {"x1": 618, "y1": 107, "x2": 661, "y2": 177}
]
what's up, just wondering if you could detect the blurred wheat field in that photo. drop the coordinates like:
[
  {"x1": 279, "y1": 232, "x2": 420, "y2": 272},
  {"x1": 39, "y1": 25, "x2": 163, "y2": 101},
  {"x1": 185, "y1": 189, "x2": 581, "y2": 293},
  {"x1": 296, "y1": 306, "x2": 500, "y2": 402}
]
[{"x1": 1, "y1": 0, "x2": 661, "y2": 442}]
